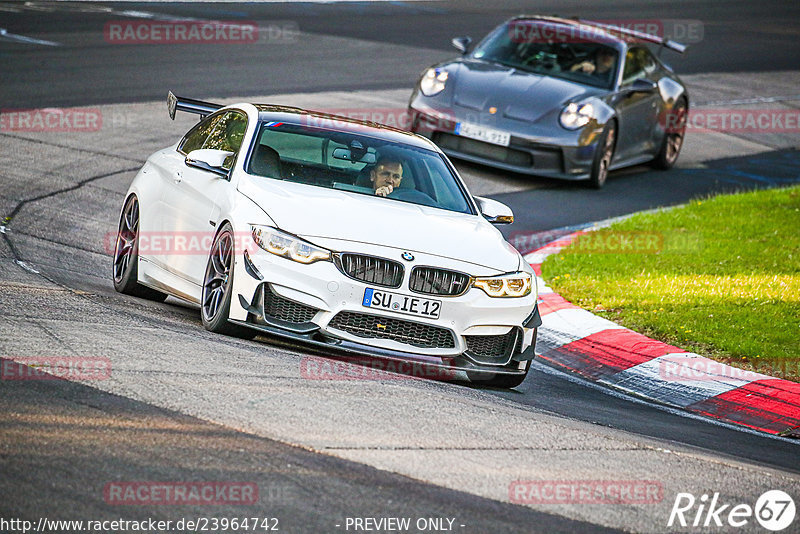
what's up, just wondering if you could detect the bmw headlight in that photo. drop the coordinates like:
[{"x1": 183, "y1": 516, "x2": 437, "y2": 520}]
[
  {"x1": 473, "y1": 272, "x2": 534, "y2": 298},
  {"x1": 420, "y1": 68, "x2": 449, "y2": 97},
  {"x1": 559, "y1": 102, "x2": 595, "y2": 129},
  {"x1": 250, "y1": 225, "x2": 330, "y2": 264}
]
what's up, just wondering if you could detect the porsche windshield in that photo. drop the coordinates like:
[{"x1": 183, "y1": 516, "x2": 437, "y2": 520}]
[
  {"x1": 247, "y1": 122, "x2": 473, "y2": 214},
  {"x1": 472, "y1": 21, "x2": 620, "y2": 89}
]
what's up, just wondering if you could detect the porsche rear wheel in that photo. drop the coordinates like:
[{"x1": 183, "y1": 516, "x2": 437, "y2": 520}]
[
  {"x1": 652, "y1": 98, "x2": 687, "y2": 169},
  {"x1": 201, "y1": 223, "x2": 256, "y2": 339},
  {"x1": 112, "y1": 195, "x2": 168, "y2": 301},
  {"x1": 588, "y1": 121, "x2": 616, "y2": 189}
]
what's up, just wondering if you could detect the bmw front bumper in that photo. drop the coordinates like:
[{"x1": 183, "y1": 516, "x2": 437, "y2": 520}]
[{"x1": 229, "y1": 243, "x2": 539, "y2": 375}]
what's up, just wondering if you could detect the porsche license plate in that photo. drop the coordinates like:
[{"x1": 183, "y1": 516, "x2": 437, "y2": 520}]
[
  {"x1": 362, "y1": 288, "x2": 441, "y2": 319},
  {"x1": 455, "y1": 122, "x2": 510, "y2": 146}
]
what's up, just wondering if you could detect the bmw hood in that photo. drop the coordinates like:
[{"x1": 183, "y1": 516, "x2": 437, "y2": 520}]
[
  {"x1": 238, "y1": 176, "x2": 520, "y2": 273},
  {"x1": 447, "y1": 59, "x2": 603, "y2": 123}
]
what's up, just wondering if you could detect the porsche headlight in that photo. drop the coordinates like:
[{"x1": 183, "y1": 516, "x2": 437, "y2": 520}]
[
  {"x1": 473, "y1": 272, "x2": 534, "y2": 298},
  {"x1": 559, "y1": 102, "x2": 595, "y2": 129},
  {"x1": 250, "y1": 225, "x2": 330, "y2": 264},
  {"x1": 420, "y1": 68, "x2": 449, "y2": 97}
]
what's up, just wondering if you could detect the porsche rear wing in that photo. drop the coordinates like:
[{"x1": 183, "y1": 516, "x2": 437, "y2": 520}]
[
  {"x1": 577, "y1": 18, "x2": 687, "y2": 54},
  {"x1": 167, "y1": 91, "x2": 223, "y2": 120},
  {"x1": 518, "y1": 15, "x2": 687, "y2": 54}
]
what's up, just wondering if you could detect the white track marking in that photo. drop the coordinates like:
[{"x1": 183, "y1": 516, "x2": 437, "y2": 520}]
[
  {"x1": 539, "y1": 308, "x2": 625, "y2": 348},
  {"x1": 697, "y1": 94, "x2": 800, "y2": 106},
  {"x1": 602, "y1": 353, "x2": 771, "y2": 408},
  {"x1": 530, "y1": 358, "x2": 800, "y2": 443},
  {"x1": 0, "y1": 28, "x2": 60, "y2": 46},
  {"x1": 14, "y1": 260, "x2": 39, "y2": 274}
]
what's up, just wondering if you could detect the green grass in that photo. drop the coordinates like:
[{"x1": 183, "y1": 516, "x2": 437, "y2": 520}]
[{"x1": 541, "y1": 185, "x2": 800, "y2": 381}]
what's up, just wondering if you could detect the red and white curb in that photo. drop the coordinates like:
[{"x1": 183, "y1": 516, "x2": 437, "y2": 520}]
[{"x1": 526, "y1": 231, "x2": 800, "y2": 438}]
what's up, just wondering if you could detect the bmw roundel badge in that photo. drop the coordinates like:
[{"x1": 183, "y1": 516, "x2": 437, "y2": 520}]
[{"x1": 401, "y1": 252, "x2": 414, "y2": 262}]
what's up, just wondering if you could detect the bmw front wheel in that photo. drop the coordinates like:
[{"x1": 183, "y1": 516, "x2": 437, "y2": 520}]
[{"x1": 201, "y1": 223, "x2": 255, "y2": 339}]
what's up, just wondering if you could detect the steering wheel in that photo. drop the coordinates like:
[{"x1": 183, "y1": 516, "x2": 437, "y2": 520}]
[{"x1": 388, "y1": 188, "x2": 438, "y2": 207}]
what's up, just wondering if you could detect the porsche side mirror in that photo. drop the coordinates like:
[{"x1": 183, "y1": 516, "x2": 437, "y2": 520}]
[
  {"x1": 185, "y1": 149, "x2": 234, "y2": 178},
  {"x1": 627, "y1": 78, "x2": 658, "y2": 93},
  {"x1": 451, "y1": 36, "x2": 473, "y2": 55},
  {"x1": 475, "y1": 196, "x2": 513, "y2": 225}
]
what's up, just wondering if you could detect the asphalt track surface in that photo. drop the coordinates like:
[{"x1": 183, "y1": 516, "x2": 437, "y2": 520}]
[
  {"x1": 2, "y1": 2, "x2": 800, "y2": 533},
  {"x1": 2, "y1": 0, "x2": 800, "y2": 107}
]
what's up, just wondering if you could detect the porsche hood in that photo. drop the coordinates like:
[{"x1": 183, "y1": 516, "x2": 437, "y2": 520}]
[{"x1": 445, "y1": 59, "x2": 604, "y2": 123}]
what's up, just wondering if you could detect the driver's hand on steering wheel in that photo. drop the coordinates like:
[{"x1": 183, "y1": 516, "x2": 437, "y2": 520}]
[
  {"x1": 375, "y1": 185, "x2": 394, "y2": 197},
  {"x1": 571, "y1": 61, "x2": 595, "y2": 73}
]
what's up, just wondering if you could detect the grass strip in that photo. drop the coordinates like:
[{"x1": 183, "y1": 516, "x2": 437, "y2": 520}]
[{"x1": 541, "y1": 185, "x2": 800, "y2": 381}]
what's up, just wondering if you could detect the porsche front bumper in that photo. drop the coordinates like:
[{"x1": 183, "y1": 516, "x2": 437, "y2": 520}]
[{"x1": 408, "y1": 103, "x2": 603, "y2": 180}]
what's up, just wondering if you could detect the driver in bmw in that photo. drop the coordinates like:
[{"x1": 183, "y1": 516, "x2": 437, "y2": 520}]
[{"x1": 370, "y1": 156, "x2": 404, "y2": 197}]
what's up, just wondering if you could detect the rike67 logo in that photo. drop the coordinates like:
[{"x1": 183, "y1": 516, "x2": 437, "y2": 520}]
[{"x1": 668, "y1": 490, "x2": 796, "y2": 531}]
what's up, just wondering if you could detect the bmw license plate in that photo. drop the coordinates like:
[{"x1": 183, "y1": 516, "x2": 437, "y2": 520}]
[
  {"x1": 455, "y1": 122, "x2": 510, "y2": 147},
  {"x1": 362, "y1": 288, "x2": 441, "y2": 319}
]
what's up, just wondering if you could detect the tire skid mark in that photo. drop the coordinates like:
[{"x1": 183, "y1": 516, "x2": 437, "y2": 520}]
[{"x1": 0, "y1": 132, "x2": 143, "y2": 164}]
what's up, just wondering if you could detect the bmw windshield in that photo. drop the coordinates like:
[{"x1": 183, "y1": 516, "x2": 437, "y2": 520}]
[
  {"x1": 471, "y1": 20, "x2": 620, "y2": 89},
  {"x1": 246, "y1": 121, "x2": 474, "y2": 215}
]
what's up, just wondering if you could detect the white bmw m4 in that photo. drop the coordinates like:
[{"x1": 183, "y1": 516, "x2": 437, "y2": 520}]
[{"x1": 112, "y1": 92, "x2": 541, "y2": 388}]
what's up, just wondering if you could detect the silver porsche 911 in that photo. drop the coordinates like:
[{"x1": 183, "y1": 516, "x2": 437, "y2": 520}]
[{"x1": 408, "y1": 16, "x2": 689, "y2": 188}]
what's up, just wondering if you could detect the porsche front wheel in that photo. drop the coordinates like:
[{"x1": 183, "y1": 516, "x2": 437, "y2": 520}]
[{"x1": 588, "y1": 122, "x2": 616, "y2": 189}]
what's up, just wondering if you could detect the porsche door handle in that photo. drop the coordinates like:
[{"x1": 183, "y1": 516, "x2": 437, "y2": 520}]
[{"x1": 174, "y1": 171, "x2": 183, "y2": 184}]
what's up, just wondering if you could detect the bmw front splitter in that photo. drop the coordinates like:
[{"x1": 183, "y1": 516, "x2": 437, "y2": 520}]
[{"x1": 228, "y1": 316, "x2": 535, "y2": 378}]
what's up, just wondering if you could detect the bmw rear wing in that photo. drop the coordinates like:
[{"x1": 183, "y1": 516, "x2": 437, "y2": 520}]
[{"x1": 167, "y1": 91, "x2": 223, "y2": 120}]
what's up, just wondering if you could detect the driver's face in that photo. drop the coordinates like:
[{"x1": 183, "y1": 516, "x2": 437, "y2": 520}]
[
  {"x1": 597, "y1": 51, "x2": 615, "y2": 72},
  {"x1": 370, "y1": 162, "x2": 403, "y2": 190}
]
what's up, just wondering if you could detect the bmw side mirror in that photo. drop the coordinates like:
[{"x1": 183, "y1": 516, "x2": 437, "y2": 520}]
[
  {"x1": 185, "y1": 149, "x2": 234, "y2": 178},
  {"x1": 451, "y1": 36, "x2": 472, "y2": 55},
  {"x1": 475, "y1": 196, "x2": 513, "y2": 225}
]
